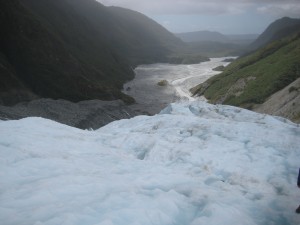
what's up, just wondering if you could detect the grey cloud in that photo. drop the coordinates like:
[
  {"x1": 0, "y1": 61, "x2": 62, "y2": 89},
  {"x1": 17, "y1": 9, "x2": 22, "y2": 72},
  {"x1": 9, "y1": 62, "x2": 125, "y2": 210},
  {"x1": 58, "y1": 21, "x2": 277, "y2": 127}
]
[
  {"x1": 257, "y1": 3, "x2": 300, "y2": 17},
  {"x1": 98, "y1": 0, "x2": 250, "y2": 14},
  {"x1": 98, "y1": 0, "x2": 300, "y2": 16}
]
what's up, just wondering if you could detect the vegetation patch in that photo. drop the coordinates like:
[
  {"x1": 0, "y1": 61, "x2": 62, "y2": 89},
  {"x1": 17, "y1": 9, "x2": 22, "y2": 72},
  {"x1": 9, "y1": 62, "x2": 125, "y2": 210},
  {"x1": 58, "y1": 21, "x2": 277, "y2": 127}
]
[
  {"x1": 157, "y1": 80, "x2": 168, "y2": 86},
  {"x1": 222, "y1": 58, "x2": 236, "y2": 62},
  {"x1": 212, "y1": 65, "x2": 225, "y2": 71}
]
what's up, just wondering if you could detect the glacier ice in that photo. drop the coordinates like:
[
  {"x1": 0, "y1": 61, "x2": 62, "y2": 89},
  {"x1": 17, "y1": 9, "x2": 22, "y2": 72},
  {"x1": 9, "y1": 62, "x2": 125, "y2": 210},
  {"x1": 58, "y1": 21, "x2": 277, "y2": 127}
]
[{"x1": 0, "y1": 101, "x2": 299, "y2": 225}]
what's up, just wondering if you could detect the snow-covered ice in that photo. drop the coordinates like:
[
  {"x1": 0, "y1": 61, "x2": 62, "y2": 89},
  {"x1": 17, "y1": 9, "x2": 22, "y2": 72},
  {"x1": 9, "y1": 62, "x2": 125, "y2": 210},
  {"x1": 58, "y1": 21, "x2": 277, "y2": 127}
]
[{"x1": 0, "y1": 101, "x2": 299, "y2": 225}]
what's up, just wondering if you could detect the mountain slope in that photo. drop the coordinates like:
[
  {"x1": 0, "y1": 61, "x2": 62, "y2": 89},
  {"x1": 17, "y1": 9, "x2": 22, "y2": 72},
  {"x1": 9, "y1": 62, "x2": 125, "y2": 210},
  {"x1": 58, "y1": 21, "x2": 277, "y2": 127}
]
[
  {"x1": 108, "y1": 6, "x2": 184, "y2": 65},
  {"x1": 250, "y1": 17, "x2": 300, "y2": 50},
  {"x1": 0, "y1": 52, "x2": 37, "y2": 105},
  {"x1": 191, "y1": 33, "x2": 300, "y2": 122},
  {"x1": 21, "y1": 0, "x2": 184, "y2": 65},
  {"x1": 0, "y1": 0, "x2": 134, "y2": 104},
  {"x1": 0, "y1": 0, "x2": 186, "y2": 105}
]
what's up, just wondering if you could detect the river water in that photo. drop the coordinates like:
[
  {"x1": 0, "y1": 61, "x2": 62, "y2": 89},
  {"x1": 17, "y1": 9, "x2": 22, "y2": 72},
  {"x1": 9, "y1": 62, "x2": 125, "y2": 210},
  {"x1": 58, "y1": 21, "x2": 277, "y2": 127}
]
[{"x1": 123, "y1": 57, "x2": 235, "y2": 115}]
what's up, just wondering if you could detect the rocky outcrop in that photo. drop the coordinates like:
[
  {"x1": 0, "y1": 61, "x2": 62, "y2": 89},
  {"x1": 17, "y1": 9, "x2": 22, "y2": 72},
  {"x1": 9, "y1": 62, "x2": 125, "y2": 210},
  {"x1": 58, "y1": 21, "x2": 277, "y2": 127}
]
[
  {"x1": 253, "y1": 78, "x2": 300, "y2": 123},
  {"x1": 0, "y1": 99, "x2": 138, "y2": 129}
]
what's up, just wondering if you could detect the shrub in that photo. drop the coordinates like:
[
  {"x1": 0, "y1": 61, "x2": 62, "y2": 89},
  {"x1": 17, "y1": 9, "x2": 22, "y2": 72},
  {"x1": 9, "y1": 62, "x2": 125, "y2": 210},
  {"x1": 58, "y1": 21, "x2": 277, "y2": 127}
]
[{"x1": 157, "y1": 80, "x2": 168, "y2": 86}]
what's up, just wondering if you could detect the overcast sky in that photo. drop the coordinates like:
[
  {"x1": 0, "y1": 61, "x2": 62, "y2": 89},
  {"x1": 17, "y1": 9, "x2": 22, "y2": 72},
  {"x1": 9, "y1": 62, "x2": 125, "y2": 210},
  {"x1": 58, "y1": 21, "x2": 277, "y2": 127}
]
[{"x1": 97, "y1": 0, "x2": 300, "y2": 34}]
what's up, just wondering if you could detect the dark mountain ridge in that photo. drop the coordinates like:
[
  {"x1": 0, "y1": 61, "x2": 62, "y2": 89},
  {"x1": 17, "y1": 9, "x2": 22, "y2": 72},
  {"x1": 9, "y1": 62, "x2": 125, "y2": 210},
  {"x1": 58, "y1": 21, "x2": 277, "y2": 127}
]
[
  {"x1": 0, "y1": 0, "x2": 186, "y2": 105},
  {"x1": 250, "y1": 17, "x2": 300, "y2": 50},
  {"x1": 107, "y1": 6, "x2": 185, "y2": 65}
]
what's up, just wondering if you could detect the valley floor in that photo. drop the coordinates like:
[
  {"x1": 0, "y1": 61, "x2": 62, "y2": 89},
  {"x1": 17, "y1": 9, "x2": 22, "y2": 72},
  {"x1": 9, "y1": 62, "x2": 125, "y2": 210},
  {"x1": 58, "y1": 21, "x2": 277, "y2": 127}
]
[{"x1": 123, "y1": 57, "x2": 233, "y2": 115}]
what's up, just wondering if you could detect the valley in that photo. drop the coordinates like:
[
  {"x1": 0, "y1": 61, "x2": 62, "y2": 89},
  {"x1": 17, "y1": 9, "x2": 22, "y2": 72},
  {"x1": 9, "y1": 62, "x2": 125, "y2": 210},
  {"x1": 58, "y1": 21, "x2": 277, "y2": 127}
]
[
  {"x1": 123, "y1": 57, "x2": 234, "y2": 115},
  {"x1": 1, "y1": 1, "x2": 300, "y2": 224}
]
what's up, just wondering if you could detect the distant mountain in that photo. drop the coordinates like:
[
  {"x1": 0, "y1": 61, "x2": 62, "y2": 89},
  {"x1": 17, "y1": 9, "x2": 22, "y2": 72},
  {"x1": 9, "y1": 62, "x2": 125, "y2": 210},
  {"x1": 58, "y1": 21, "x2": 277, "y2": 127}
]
[
  {"x1": 175, "y1": 30, "x2": 230, "y2": 43},
  {"x1": 250, "y1": 17, "x2": 300, "y2": 50},
  {"x1": 0, "y1": 0, "x2": 186, "y2": 105},
  {"x1": 191, "y1": 33, "x2": 300, "y2": 122},
  {"x1": 176, "y1": 31, "x2": 259, "y2": 45},
  {"x1": 184, "y1": 41, "x2": 246, "y2": 58},
  {"x1": 226, "y1": 34, "x2": 259, "y2": 45},
  {"x1": 227, "y1": 34, "x2": 259, "y2": 41},
  {"x1": 175, "y1": 31, "x2": 259, "y2": 57}
]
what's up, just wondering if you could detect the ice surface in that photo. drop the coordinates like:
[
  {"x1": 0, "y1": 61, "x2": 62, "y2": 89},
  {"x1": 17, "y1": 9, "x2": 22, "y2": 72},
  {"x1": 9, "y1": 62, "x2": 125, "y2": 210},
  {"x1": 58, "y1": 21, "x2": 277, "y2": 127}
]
[{"x1": 0, "y1": 101, "x2": 299, "y2": 225}]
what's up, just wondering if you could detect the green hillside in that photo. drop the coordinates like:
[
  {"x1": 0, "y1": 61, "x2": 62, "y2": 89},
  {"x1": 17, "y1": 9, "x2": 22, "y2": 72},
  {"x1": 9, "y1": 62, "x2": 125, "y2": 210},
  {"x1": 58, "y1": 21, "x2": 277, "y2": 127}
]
[{"x1": 191, "y1": 33, "x2": 300, "y2": 109}]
